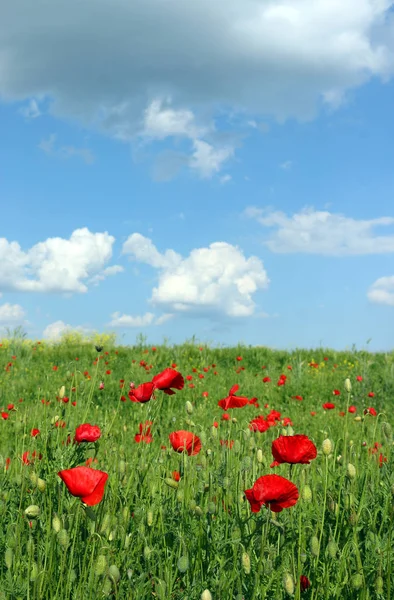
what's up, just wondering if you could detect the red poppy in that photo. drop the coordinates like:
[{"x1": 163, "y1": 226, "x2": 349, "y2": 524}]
[
  {"x1": 245, "y1": 474, "x2": 299, "y2": 513},
  {"x1": 128, "y1": 382, "x2": 155, "y2": 403},
  {"x1": 7, "y1": 404, "x2": 15, "y2": 411},
  {"x1": 222, "y1": 412, "x2": 230, "y2": 421},
  {"x1": 220, "y1": 439, "x2": 234, "y2": 449},
  {"x1": 368, "y1": 392, "x2": 375, "y2": 398},
  {"x1": 267, "y1": 409, "x2": 281, "y2": 421},
  {"x1": 270, "y1": 435, "x2": 317, "y2": 467},
  {"x1": 169, "y1": 430, "x2": 201, "y2": 456},
  {"x1": 333, "y1": 389, "x2": 341, "y2": 396},
  {"x1": 218, "y1": 384, "x2": 256, "y2": 410},
  {"x1": 364, "y1": 407, "x2": 377, "y2": 416},
  {"x1": 236, "y1": 356, "x2": 243, "y2": 361},
  {"x1": 202, "y1": 391, "x2": 209, "y2": 398},
  {"x1": 300, "y1": 575, "x2": 311, "y2": 592},
  {"x1": 152, "y1": 368, "x2": 184, "y2": 395},
  {"x1": 263, "y1": 377, "x2": 271, "y2": 383},
  {"x1": 356, "y1": 376, "x2": 363, "y2": 382},
  {"x1": 310, "y1": 411, "x2": 316, "y2": 416},
  {"x1": 22, "y1": 451, "x2": 42, "y2": 465},
  {"x1": 249, "y1": 416, "x2": 269, "y2": 432},
  {"x1": 135, "y1": 421, "x2": 153, "y2": 444},
  {"x1": 1, "y1": 412, "x2": 9, "y2": 420},
  {"x1": 348, "y1": 405, "x2": 357, "y2": 414},
  {"x1": 339, "y1": 411, "x2": 345, "y2": 417},
  {"x1": 292, "y1": 395, "x2": 303, "y2": 401},
  {"x1": 322, "y1": 402, "x2": 335, "y2": 410},
  {"x1": 282, "y1": 417, "x2": 293, "y2": 427},
  {"x1": 213, "y1": 421, "x2": 219, "y2": 428},
  {"x1": 75, "y1": 424, "x2": 102, "y2": 443},
  {"x1": 31, "y1": 428, "x2": 40, "y2": 437},
  {"x1": 172, "y1": 470, "x2": 181, "y2": 482},
  {"x1": 186, "y1": 375, "x2": 193, "y2": 381},
  {"x1": 58, "y1": 467, "x2": 108, "y2": 506},
  {"x1": 378, "y1": 453, "x2": 387, "y2": 467}
]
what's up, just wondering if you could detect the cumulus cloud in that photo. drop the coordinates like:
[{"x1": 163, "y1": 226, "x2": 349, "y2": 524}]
[
  {"x1": 39, "y1": 134, "x2": 95, "y2": 164},
  {"x1": 20, "y1": 98, "x2": 41, "y2": 119},
  {"x1": 0, "y1": 303, "x2": 26, "y2": 325},
  {"x1": 189, "y1": 140, "x2": 234, "y2": 178},
  {"x1": 122, "y1": 234, "x2": 269, "y2": 317},
  {"x1": 109, "y1": 311, "x2": 167, "y2": 327},
  {"x1": 245, "y1": 206, "x2": 394, "y2": 255},
  {"x1": 43, "y1": 320, "x2": 92, "y2": 340},
  {"x1": 0, "y1": 228, "x2": 119, "y2": 294},
  {"x1": 368, "y1": 276, "x2": 394, "y2": 306}
]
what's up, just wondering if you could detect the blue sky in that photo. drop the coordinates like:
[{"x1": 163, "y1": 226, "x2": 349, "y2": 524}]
[{"x1": 1, "y1": 0, "x2": 394, "y2": 350}]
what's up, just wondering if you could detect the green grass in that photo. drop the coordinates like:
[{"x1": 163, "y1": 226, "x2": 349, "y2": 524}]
[{"x1": 0, "y1": 339, "x2": 393, "y2": 599}]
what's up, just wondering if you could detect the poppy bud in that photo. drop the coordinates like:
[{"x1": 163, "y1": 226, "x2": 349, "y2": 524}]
[
  {"x1": 351, "y1": 574, "x2": 363, "y2": 590},
  {"x1": 108, "y1": 565, "x2": 120, "y2": 583},
  {"x1": 328, "y1": 501, "x2": 339, "y2": 516},
  {"x1": 147, "y1": 510, "x2": 154, "y2": 526},
  {"x1": 37, "y1": 478, "x2": 46, "y2": 492},
  {"x1": 57, "y1": 529, "x2": 69, "y2": 548},
  {"x1": 5, "y1": 547, "x2": 13, "y2": 569},
  {"x1": 256, "y1": 449, "x2": 263, "y2": 464},
  {"x1": 249, "y1": 437, "x2": 256, "y2": 450},
  {"x1": 144, "y1": 546, "x2": 152, "y2": 560},
  {"x1": 347, "y1": 463, "x2": 356, "y2": 479},
  {"x1": 27, "y1": 537, "x2": 34, "y2": 556},
  {"x1": 185, "y1": 401, "x2": 193, "y2": 415},
  {"x1": 283, "y1": 572, "x2": 295, "y2": 595},
  {"x1": 29, "y1": 472, "x2": 38, "y2": 487},
  {"x1": 52, "y1": 514, "x2": 62, "y2": 533},
  {"x1": 344, "y1": 378, "x2": 352, "y2": 393},
  {"x1": 24, "y1": 505, "x2": 40, "y2": 518},
  {"x1": 59, "y1": 386, "x2": 66, "y2": 399},
  {"x1": 382, "y1": 422, "x2": 393, "y2": 444},
  {"x1": 176, "y1": 490, "x2": 184, "y2": 503},
  {"x1": 30, "y1": 561, "x2": 38, "y2": 581},
  {"x1": 118, "y1": 460, "x2": 126, "y2": 475},
  {"x1": 211, "y1": 426, "x2": 218, "y2": 438},
  {"x1": 164, "y1": 478, "x2": 179, "y2": 489},
  {"x1": 194, "y1": 506, "x2": 203, "y2": 517},
  {"x1": 302, "y1": 485, "x2": 312, "y2": 502},
  {"x1": 206, "y1": 448, "x2": 212, "y2": 456},
  {"x1": 102, "y1": 578, "x2": 112, "y2": 595},
  {"x1": 177, "y1": 556, "x2": 189, "y2": 573},
  {"x1": 208, "y1": 501, "x2": 216, "y2": 514},
  {"x1": 108, "y1": 529, "x2": 116, "y2": 541},
  {"x1": 242, "y1": 552, "x2": 251, "y2": 574},
  {"x1": 201, "y1": 590, "x2": 213, "y2": 600},
  {"x1": 327, "y1": 540, "x2": 338, "y2": 558},
  {"x1": 100, "y1": 514, "x2": 111, "y2": 534},
  {"x1": 241, "y1": 456, "x2": 252, "y2": 471},
  {"x1": 233, "y1": 440, "x2": 241, "y2": 453},
  {"x1": 375, "y1": 576, "x2": 384, "y2": 594},
  {"x1": 310, "y1": 536, "x2": 319, "y2": 556},
  {"x1": 95, "y1": 555, "x2": 107, "y2": 576},
  {"x1": 322, "y1": 439, "x2": 333, "y2": 455},
  {"x1": 51, "y1": 415, "x2": 60, "y2": 425},
  {"x1": 232, "y1": 417, "x2": 237, "y2": 424},
  {"x1": 354, "y1": 416, "x2": 362, "y2": 422}
]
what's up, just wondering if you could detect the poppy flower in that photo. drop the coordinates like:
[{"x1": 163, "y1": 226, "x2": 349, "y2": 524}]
[
  {"x1": 249, "y1": 416, "x2": 269, "y2": 432},
  {"x1": 128, "y1": 382, "x2": 155, "y2": 403},
  {"x1": 368, "y1": 392, "x2": 375, "y2": 398},
  {"x1": 169, "y1": 430, "x2": 201, "y2": 456},
  {"x1": 348, "y1": 405, "x2": 357, "y2": 414},
  {"x1": 222, "y1": 412, "x2": 230, "y2": 421},
  {"x1": 218, "y1": 384, "x2": 256, "y2": 410},
  {"x1": 245, "y1": 474, "x2": 299, "y2": 513},
  {"x1": 135, "y1": 421, "x2": 153, "y2": 443},
  {"x1": 333, "y1": 389, "x2": 341, "y2": 396},
  {"x1": 220, "y1": 439, "x2": 234, "y2": 449},
  {"x1": 300, "y1": 575, "x2": 311, "y2": 592},
  {"x1": 152, "y1": 368, "x2": 184, "y2": 395},
  {"x1": 1, "y1": 412, "x2": 9, "y2": 420},
  {"x1": 292, "y1": 395, "x2": 303, "y2": 401},
  {"x1": 172, "y1": 470, "x2": 181, "y2": 482},
  {"x1": 356, "y1": 376, "x2": 363, "y2": 382},
  {"x1": 75, "y1": 424, "x2": 102, "y2": 443},
  {"x1": 322, "y1": 402, "x2": 335, "y2": 410},
  {"x1": 263, "y1": 377, "x2": 271, "y2": 383},
  {"x1": 7, "y1": 404, "x2": 15, "y2": 411},
  {"x1": 282, "y1": 417, "x2": 293, "y2": 427},
  {"x1": 58, "y1": 466, "x2": 108, "y2": 506},
  {"x1": 213, "y1": 421, "x2": 219, "y2": 428},
  {"x1": 270, "y1": 435, "x2": 317, "y2": 467},
  {"x1": 364, "y1": 407, "x2": 377, "y2": 416},
  {"x1": 31, "y1": 428, "x2": 40, "y2": 437}
]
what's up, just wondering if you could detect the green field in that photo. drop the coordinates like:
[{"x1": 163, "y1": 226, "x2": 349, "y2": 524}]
[{"x1": 0, "y1": 335, "x2": 393, "y2": 599}]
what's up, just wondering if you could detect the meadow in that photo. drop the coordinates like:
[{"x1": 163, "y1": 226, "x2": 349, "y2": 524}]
[{"x1": 0, "y1": 333, "x2": 393, "y2": 600}]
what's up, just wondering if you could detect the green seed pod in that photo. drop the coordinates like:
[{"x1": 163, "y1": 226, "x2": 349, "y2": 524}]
[
  {"x1": 177, "y1": 555, "x2": 189, "y2": 573},
  {"x1": 5, "y1": 547, "x2": 13, "y2": 569},
  {"x1": 243, "y1": 428, "x2": 251, "y2": 439},
  {"x1": 249, "y1": 437, "x2": 256, "y2": 450},
  {"x1": 351, "y1": 574, "x2": 363, "y2": 590},
  {"x1": 349, "y1": 511, "x2": 358, "y2": 526},
  {"x1": 283, "y1": 572, "x2": 295, "y2": 595},
  {"x1": 122, "y1": 506, "x2": 130, "y2": 524},
  {"x1": 124, "y1": 533, "x2": 132, "y2": 549},
  {"x1": 37, "y1": 478, "x2": 46, "y2": 492},
  {"x1": 242, "y1": 552, "x2": 251, "y2": 574},
  {"x1": 302, "y1": 485, "x2": 312, "y2": 502},
  {"x1": 118, "y1": 460, "x2": 126, "y2": 475},
  {"x1": 176, "y1": 490, "x2": 184, "y2": 503},
  {"x1": 24, "y1": 505, "x2": 40, "y2": 518},
  {"x1": 232, "y1": 527, "x2": 241, "y2": 542},
  {"x1": 194, "y1": 506, "x2": 203, "y2": 517},
  {"x1": 156, "y1": 580, "x2": 166, "y2": 598},
  {"x1": 347, "y1": 463, "x2": 356, "y2": 479},
  {"x1": 310, "y1": 536, "x2": 319, "y2": 557},
  {"x1": 201, "y1": 590, "x2": 212, "y2": 600},
  {"x1": 52, "y1": 514, "x2": 62, "y2": 533},
  {"x1": 144, "y1": 546, "x2": 152, "y2": 560},
  {"x1": 57, "y1": 529, "x2": 69, "y2": 548},
  {"x1": 95, "y1": 555, "x2": 107, "y2": 576},
  {"x1": 100, "y1": 513, "x2": 111, "y2": 534},
  {"x1": 164, "y1": 478, "x2": 179, "y2": 489},
  {"x1": 322, "y1": 439, "x2": 333, "y2": 455},
  {"x1": 102, "y1": 577, "x2": 113, "y2": 596},
  {"x1": 185, "y1": 401, "x2": 193, "y2": 415},
  {"x1": 210, "y1": 426, "x2": 218, "y2": 438},
  {"x1": 147, "y1": 510, "x2": 154, "y2": 526},
  {"x1": 375, "y1": 576, "x2": 384, "y2": 594},
  {"x1": 207, "y1": 501, "x2": 216, "y2": 514},
  {"x1": 108, "y1": 565, "x2": 121, "y2": 583},
  {"x1": 70, "y1": 569, "x2": 77, "y2": 583},
  {"x1": 286, "y1": 426, "x2": 295, "y2": 436},
  {"x1": 233, "y1": 440, "x2": 241, "y2": 453},
  {"x1": 30, "y1": 562, "x2": 38, "y2": 581},
  {"x1": 241, "y1": 456, "x2": 252, "y2": 471},
  {"x1": 108, "y1": 529, "x2": 116, "y2": 542},
  {"x1": 382, "y1": 422, "x2": 393, "y2": 444},
  {"x1": 29, "y1": 472, "x2": 38, "y2": 487},
  {"x1": 256, "y1": 449, "x2": 263, "y2": 463},
  {"x1": 327, "y1": 540, "x2": 338, "y2": 559}
]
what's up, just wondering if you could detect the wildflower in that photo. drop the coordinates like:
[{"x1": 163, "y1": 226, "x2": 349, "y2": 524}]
[
  {"x1": 348, "y1": 405, "x2": 357, "y2": 413},
  {"x1": 134, "y1": 421, "x2": 153, "y2": 444},
  {"x1": 152, "y1": 368, "x2": 184, "y2": 395},
  {"x1": 364, "y1": 407, "x2": 377, "y2": 416},
  {"x1": 333, "y1": 389, "x2": 341, "y2": 396},
  {"x1": 356, "y1": 375, "x2": 363, "y2": 382},
  {"x1": 128, "y1": 382, "x2": 155, "y2": 403},
  {"x1": 7, "y1": 404, "x2": 15, "y2": 411},
  {"x1": 58, "y1": 466, "x2": 108, "y2": 506},
  {"x1": 322, "y1": 402, "x2": 335, "y2": 410},
  {"x1": 202, "y1": 391, "x2": 209, "y2": 398},
  {"x1": 1, "y1": 412, "x2": 9, "y2": 420},
  {"x1": 222, "y1": 412, "x2": 230, "y2": 421},
  {"x1": 245, "y1": 474, "x2": 299, "y2": 513},
  {"x1": 75, "y1": 424, "x2": 102, "y2": 443},
  {"x1": 270, "y1": 435, "x2": 317, "y2": 467},
  {"x1": 172, "y1": 470, "x2": 181, "y2": 482},
  {"x1": 263, "y1": 377, "x2": 271, "y2": 383},
  {"x1": 292, "y1": 395, "x2": 303, "y2": 401},
  {"x1": 368, "y1": 391, "x2": 375, "y2": 398},
  {"x1": 236, "y1": 356, "x2": 242, "y2": 362},
  {"x1": 249, "y1": 416, "x2": 269, "y2": 432},
  {"x1": 99, "y1": 382, "x2": 105, "y2": 390},
  {"x1": 218, "y1": 384, "x2": 257, "y2": 410},
  {"x1": 300, "y1": 575, "x2": 311, "y2": 592},
  {"x1": 31, "y1": 428, "x2": 40, "y2": 437},
  {"x1": 169, "y1": 430, "x2": 201, "y2": 456}
]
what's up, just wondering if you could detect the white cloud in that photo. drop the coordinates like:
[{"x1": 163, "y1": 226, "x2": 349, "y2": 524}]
[
  {"x1": 122, "y1": 234, "x2": 269, "y2": 317},
  {"x1": 109, "y1": 312, "x2": 155, "y2": 327},
  {"x1": 142, "y1": 98, "x2": 204, "y2": 140},
  {"x1": 189, "y1": 140, "x2": 234, "y2": 178},
  {"x1": 0, "y1": 303, "x2": 26, "y2": 324},
  {"x1": 245, "y1": 206, "x2": 394, "y2": 255},
  {"x1": 20, "y1": 98, "x2": 41, "y2": 119},
  {"x1": 43, "y1": 320, "x2": 92, "y2": 340},
  {"x1": 368, "y1": 276, "x2": 394, "y2": 306},
  {"x1": 89, "y1": 265, "x2": 124, "y2": 285},
  {"x1": 39, "y1": 134, "x2": 95, "y2": 164},
  {"x1": 280, "y1": 160, "x2": 293, "y2": 170},
  {"x1": 219, "y1": 174, "x2": 232, "y2": 184},
  {"x1": 0, "y1": 228, "x2": 119, "y2": 294}
]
